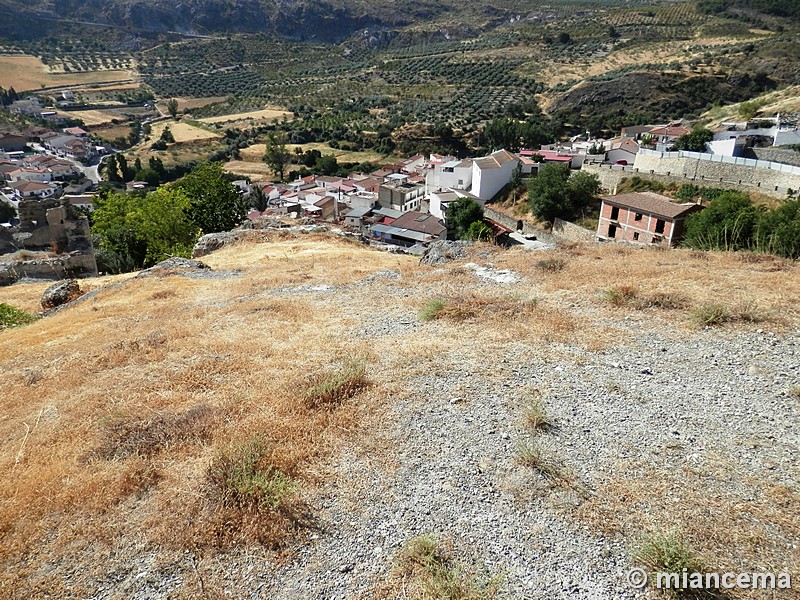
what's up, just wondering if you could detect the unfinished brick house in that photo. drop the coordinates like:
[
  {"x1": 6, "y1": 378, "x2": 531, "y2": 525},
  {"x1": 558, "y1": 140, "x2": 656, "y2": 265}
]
[{"x1": 596, "y1": 191, "x2": 703, "y2": 247}]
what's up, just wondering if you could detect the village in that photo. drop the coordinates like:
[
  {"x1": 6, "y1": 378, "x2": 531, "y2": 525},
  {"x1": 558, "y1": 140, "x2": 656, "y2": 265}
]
[{"x1": 2, "y1": 102, "x2": 800, "y2": 284}]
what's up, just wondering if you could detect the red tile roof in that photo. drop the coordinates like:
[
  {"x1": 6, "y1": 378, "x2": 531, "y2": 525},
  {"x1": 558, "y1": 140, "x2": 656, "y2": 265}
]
[{"x1": 601, "y1": 192, "x2": 700, "y2": 220}]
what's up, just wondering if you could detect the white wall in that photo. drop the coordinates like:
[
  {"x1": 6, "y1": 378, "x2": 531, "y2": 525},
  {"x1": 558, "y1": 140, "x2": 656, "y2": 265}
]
[
  {"x1": 471, "y1": 158, "x2": 518, "y2": 201},
  {"x1": 426, "y1": 163, "x2": 472, "y2": 193}
]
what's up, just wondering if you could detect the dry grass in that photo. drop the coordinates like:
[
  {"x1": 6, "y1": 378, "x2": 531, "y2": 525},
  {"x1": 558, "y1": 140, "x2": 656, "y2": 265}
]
[
  {"x1": 63, "y1": 109, "x2": 120, "y2": 126},
  {"x1": 494, "y1": 245, "x2": 800, "y2": 331},
  {"x1": 0, "y1": 234, "x2": 412, "y2": 594},
  {"x1": 149, "y1": 120, "x2": 220, "y2": 143},
  {"x1": 578, "y1": 457, "x2": 800, "y2": 598},
  {"x1": 0, "y1": 233, "x2": 797, "y2": 594},
  {"x1": 198, "y1": 107, "x2": 293, "y2": 124},
  {"x1": 156, "y1": 96, "x2": 227, "y2": 113},
  {"x1": 239, "y1": 142, "x2": 388, "y2": 165}
]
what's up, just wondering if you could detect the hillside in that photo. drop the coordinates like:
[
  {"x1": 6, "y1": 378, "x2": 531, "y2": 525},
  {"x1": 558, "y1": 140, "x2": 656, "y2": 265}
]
[{"x1": 1, "y1": 232, "x2": 798, "y2": 598}]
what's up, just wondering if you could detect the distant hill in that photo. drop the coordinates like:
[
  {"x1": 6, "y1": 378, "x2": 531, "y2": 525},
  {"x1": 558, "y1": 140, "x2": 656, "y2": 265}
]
[{"x1": 0, "y1": 0, "x2": 472, "y2": 42}]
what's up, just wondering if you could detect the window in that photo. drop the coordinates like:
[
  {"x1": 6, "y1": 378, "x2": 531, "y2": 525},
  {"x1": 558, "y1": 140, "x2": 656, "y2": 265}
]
[
  {"x1": 633, "y1": 232, "x2": 639, "y2": 241},
  {"x1": 655, "y1": 219, "x2": 665, "y2": 234},
  {"x1": 607, "y1": 224, "x2": 617, "y2": 238},
  {"x1": 610, "y1": 206, "x2": 619, "y2": 221},
  {"x1": 634, "y1": 212, "x2": 643, "y2": 221}
]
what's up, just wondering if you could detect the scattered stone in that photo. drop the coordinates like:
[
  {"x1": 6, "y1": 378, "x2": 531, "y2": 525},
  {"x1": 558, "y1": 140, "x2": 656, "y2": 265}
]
[
  {"x1": 192, "y1": 231, "x2": 243, "y2": 258},
  {"x1": 41, "y1": 279, "x2": 83, "y2": 310},
  {"x1": 419, "y1": 240, "x2": 473, "y2": 265},
  {"x1": 137, "y1": 258, "x2": 211, "y2": 277},
  {"x1": 464, "y1": 262, "x2": 521, "y2": 284}
]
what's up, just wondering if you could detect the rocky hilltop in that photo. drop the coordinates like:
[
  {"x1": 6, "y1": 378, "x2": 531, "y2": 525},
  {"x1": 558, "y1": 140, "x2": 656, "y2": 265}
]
[{"x1": 0, "y1": 231, "x2": 798, "y2": 598}]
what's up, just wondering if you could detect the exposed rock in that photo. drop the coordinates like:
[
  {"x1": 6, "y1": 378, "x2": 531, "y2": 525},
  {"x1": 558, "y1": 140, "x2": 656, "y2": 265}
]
[
  {"x1": 0, "y1": 264, "x2": 18, "y2": 286},
  {"x1": 41, "y1": 279, "x2": 83, "y2": 310},
  {"x1": 192, "y1": 231, "x2": 243, "y2": 258},
  {"x1": 137, "y1": 257, "x2": 211, "y2": 277},
  {"x1": 464, "y1": 262, "x2": 521, "y2": 284},
  {"x1": 419, "y1": 240, "x2": 473, "y2": 265}
]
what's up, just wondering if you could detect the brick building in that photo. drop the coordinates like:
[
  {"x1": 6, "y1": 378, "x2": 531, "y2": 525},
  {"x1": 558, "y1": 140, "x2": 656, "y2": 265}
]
[{"x1": 597, "y1": 191, "x2": 702, "y2": 247}]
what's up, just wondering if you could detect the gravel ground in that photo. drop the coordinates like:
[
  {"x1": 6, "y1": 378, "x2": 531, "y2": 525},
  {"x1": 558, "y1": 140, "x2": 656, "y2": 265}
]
[
  {"x1": 74, "y1": 260, "x2": 798, "y2": 599},
  {"x1": 253, "y1": 329, "x2": 797, "y2": 599}
]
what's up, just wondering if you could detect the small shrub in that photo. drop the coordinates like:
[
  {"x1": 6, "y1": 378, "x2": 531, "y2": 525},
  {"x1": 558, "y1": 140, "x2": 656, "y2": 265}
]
[
  {"x1": 419, "y1": 299, "x2": 447, "y2": 321},
  {"x1": 633, "y1": 530, "x2": 716, "y2": 598},
  {"x1": 394, "y1": 535, "x2": 499, "y2": 600},
  {"x1": 523, "y1": 392, "x2": 553, "y2": 432},
  {"x1": 93, "y1": 404, "x2": 215, "y2": 460},
  {"x1": 788, "y1": 386, "x2": 800, "y2": 400},
  {"x1": 515, "y1": 438, "x2": 564, "y2": 482},
  {"x1": 730, "y1": 299, "x2": 770, "y2": 323},
  {"x1": 689, "y1": 303, "x2": 730, "y2": 326},
  {"x1": 602, "y1": 285, "x2": 638, "y2": 307},
  {"x1": 535, "y1": 257, "x2": 566, "y2": 272},
  {"x1": 0, "y1": 303, "x2": 39, "y2": 331},
  {"x1": 304, "y1": 360, "x2": 368, "y2": 409},
  {"x1": 633, "y1": 291, "x2": 689, "y2": 310},
  {"x1": 191, "y1": 435, "x2": 311, "y2": 549},
  {"x1": 207, "y1": 437, "x2": 296, "y2": 510}
]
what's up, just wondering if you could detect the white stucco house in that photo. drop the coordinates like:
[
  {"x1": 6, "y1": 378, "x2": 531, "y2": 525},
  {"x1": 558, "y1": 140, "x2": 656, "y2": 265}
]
[
  {"x1": 425, "y1": 158, "x2": 473, "y2": 194},
  {"x1": 471, "y1": 149, "x2": 519, "y2": 201}
]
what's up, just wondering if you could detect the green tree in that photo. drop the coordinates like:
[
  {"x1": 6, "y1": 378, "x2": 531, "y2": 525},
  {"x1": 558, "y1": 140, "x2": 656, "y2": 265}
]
[
  {"x1": 263, "y1": 131, "x2": 291, "y2": 181},
  {"x1": 445, "y1": 197, "x2": 484, "y2": 240},
  {"x1": 672, "y1": 126, "x2": 714, "y2": 152},
  {"x1": 314, "y1": 154, "x2": 339, "y2": 176},
  {"x1": 527, "y1": 165, "x2": 601, "y2": 223},
  {"x1": 133, "y1": 187, "x2": 200, "y2": 263},
  {"x1": 755, "y1": 199, "x2": 800, "y2": 258},
  {"x1": 160, "y1": 127, "x2": 175, "y2": 144},
  {"x1": 166, "y1": 98, "x2": 179, "y2": 119},
  {"x1": 177, "y1": 162, "x2": 247, "y2": 234},
  {"x1": 92, "y1": 188, "x2": 200, "y2": 271},
  {"x1": 484, "y1": 118, "x2": 521, "y2": 152},
  {"x1": 0, "y1": 201, "x2": 16, "y2": 223},
  {"x1": 466, "y1": 220, "x2": 493, "y2": 241},
  {"x1": 683, "y1": 192, "x2": 761, "y2": 251},
  {"x1": 249, "y1": 184, "x2": 269, "y2": 212}
]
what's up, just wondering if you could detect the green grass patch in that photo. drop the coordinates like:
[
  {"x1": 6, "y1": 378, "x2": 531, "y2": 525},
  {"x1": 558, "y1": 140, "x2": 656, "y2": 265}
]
[
  {"x1": 0, "y1": 303, "x2": 38, "y2": 331},
  {"x1": 419, "y1": 299, "x2": 447, "y2": 322},
  {"x1": 207, "y1": 436, "x2": 296, "y2": 510}
]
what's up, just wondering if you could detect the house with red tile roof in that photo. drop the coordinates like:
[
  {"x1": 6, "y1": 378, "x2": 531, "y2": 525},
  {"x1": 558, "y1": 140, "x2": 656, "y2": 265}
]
[{"x1": 597, "y1": 191, "x2": 702, "y2": 247}]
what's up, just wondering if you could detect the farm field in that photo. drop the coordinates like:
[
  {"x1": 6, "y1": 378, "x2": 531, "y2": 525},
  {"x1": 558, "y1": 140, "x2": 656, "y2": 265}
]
[
  {"x1": 149, "y1": 120, "x2": 221, "y2": 143},
  {"x1": 198, "y1": 108, "x2": 294, "y2": 124},
  {"x1": 0, "y1": 55, "x2": 132, "y2": 92},
  {"x1": 155, "y1": 96, "x2": 227, "y2": 114},
  {"x1": 223, "y1": 160, "x2": 277, "y2": 180},
  {"x1": 61, "y1": 109, "x2": 120, "y2": 126},
  {"x1": 240, "y1": 143, "x2": 389, "y2": 165}
]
